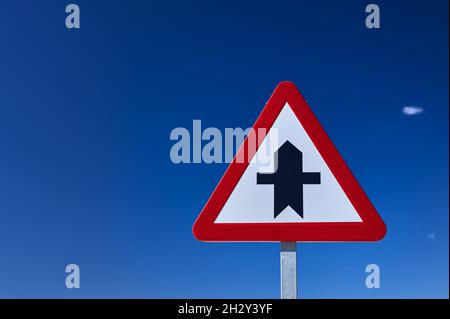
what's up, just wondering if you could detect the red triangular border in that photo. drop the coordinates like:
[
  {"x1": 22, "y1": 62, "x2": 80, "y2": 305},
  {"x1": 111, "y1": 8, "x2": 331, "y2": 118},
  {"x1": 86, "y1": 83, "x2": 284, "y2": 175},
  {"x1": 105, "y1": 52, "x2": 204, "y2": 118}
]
[{"x1": 193, "y1": 82, "x2": 386, "y2": 242}]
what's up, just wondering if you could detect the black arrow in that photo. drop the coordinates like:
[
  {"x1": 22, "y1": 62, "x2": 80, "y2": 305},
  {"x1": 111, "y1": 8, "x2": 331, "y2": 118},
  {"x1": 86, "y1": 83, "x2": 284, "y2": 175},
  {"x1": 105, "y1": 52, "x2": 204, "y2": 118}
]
[{"x1": 257, "y1": 141, "x2": 321, "y2": 218}]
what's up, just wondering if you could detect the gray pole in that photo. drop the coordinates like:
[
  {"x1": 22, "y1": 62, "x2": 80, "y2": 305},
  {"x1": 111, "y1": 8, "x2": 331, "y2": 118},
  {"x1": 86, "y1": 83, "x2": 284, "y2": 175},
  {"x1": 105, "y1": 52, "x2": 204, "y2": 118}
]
[{"x1": 280, "y1": 242, "x2": 297, "y2": 299}]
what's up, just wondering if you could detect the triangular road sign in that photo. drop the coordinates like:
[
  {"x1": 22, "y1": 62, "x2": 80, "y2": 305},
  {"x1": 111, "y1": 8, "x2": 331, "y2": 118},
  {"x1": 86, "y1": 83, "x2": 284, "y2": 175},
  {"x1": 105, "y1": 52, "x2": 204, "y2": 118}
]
[{"x1": 193, "y1": 82, "x2": 386, "y2": 242}]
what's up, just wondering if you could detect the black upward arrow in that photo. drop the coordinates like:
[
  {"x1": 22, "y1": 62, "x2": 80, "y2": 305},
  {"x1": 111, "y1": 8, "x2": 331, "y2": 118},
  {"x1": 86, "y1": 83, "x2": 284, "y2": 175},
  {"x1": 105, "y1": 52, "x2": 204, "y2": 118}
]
[{"x1": 257, "y1": 141, "x2": 321, "y2": 218}]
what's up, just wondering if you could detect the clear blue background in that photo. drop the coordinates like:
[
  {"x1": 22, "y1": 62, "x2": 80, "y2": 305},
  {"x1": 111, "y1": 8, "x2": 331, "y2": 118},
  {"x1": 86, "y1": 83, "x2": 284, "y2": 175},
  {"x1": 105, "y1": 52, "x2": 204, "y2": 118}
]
[{"x1": 0, "y1": 0, "x2": 448, "y2": 298}]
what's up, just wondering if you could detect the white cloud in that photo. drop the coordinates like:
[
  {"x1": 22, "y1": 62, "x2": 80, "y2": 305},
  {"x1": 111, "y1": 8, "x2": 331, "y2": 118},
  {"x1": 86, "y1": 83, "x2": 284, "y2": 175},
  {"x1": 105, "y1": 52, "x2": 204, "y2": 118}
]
[
  {"x1": 427, "y1": 233, "x2": 436, "y2": 240},
  {"x1": 403, "y1": 106, "x2": 424, "y2": 116}
]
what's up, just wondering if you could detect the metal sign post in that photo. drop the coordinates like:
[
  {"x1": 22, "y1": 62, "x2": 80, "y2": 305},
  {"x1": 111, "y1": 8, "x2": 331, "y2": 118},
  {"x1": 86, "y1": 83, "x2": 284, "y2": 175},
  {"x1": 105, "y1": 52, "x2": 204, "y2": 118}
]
[{"x1": 280, "y1": 242, "x2": 297, "y2": 299}]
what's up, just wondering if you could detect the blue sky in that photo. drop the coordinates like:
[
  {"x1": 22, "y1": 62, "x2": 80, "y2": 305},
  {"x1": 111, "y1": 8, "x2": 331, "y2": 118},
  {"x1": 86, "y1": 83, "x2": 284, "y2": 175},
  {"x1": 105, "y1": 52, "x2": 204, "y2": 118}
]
[{"x1": 0, "y1": 0, "x2": 448, "y2": 298}]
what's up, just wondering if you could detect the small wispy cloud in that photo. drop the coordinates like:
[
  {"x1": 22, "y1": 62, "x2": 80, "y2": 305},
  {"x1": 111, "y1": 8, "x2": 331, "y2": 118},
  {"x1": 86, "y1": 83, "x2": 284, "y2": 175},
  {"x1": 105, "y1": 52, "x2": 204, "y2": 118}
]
[
  {"x1": 403, "y1": 106, "x2": 424, "y2": 116},
  {"x1": 427, "y1": 233, "x2": 436, "y2": 240}
]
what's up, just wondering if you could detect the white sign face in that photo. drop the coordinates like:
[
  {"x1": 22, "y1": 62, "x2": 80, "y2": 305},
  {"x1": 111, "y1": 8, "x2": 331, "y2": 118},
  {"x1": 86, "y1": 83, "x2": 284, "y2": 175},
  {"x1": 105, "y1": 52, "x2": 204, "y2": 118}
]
[{"x1": 215, "y1": 103, "x2": 362, "y2": 224}]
